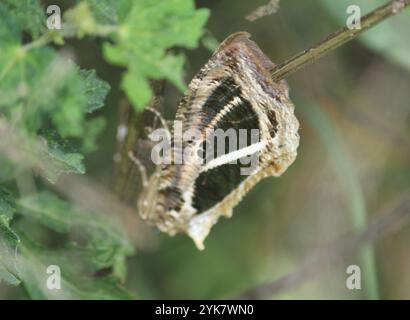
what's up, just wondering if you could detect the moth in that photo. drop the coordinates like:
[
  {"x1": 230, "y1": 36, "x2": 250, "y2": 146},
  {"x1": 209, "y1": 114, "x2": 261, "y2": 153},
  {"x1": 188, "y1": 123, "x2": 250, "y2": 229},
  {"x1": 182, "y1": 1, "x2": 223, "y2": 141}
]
[{"x1": 133, "y1": 32, "x2": 299, "y2": 250}]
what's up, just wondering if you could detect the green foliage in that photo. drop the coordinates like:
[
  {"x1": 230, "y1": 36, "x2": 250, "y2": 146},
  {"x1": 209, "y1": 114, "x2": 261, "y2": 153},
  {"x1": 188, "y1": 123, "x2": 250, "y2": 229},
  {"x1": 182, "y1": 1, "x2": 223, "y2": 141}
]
[
  {"x1": 40, "y1": 130, "x2": 85, "y2": 181},
  {"x1": 0, "y1": 0, "x2": 137, "y2": 298},
  {"x1": 18, "y1": 192, "x2": 134, "y2": 282},
  {"x1": 3, "y1": 0, "x2": 45, "y2": 38},
  {"x1": 19, "y1": 232, "x2": 133, "y2": 299},
  {"x1": 80, "y1": 69, "x2": 111, "y2": 113},
  {"x1": 0, "y1": 0, "x2": 208, "y2": 299},
  {"x1": 0, "y1": 187, "x2": 20, "y2": 285},
  {"x1": 101, "y1": 0, "x2": 209, "y2": 109},
  {"x1": 0, "y1": 1, "x2": 110, "y2": 181},
  {"x1": 320, "y1": 0, "x2": 410, "y2": 73},
  {"x1": 81, "y1": 0, "x2": 120, "y2": 24},
  {"x1": 66, "y1": 0, "x2": 209, "y2": 110}
]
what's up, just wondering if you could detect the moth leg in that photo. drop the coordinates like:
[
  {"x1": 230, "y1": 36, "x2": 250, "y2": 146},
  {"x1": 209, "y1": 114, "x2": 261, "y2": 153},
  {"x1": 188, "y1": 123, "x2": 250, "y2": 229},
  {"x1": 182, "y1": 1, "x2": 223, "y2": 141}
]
[
  {"x1": 128, "y1": 151, "x2": 148, "y2": 187},
  {"x1": 145, "y1": 107, "x2": 170, "y2": 133}
]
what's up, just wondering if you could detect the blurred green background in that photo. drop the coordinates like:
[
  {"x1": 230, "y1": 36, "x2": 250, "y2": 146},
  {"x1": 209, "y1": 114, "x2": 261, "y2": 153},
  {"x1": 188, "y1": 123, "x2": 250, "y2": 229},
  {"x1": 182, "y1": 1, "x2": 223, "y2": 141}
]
[{"x1": 1, "y1": 0, "x2": 409, "y2": 299}]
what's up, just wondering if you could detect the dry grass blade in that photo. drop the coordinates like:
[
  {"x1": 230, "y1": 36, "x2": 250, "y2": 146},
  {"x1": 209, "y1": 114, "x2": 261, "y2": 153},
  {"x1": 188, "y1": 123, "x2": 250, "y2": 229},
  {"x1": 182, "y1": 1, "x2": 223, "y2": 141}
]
[
  {"x1": 245, "y1": 0, "x2": 280, "y2": 21},
  {"x1": 235, "y1": 191, "x2": 410, "y2": 299}
]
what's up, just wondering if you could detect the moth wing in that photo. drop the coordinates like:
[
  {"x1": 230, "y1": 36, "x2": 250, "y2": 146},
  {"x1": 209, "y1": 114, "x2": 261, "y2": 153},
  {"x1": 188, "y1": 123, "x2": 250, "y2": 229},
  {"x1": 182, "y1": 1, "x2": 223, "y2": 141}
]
[{"x1": 153, "y1": 33, "x2": 299, "y2": 248}]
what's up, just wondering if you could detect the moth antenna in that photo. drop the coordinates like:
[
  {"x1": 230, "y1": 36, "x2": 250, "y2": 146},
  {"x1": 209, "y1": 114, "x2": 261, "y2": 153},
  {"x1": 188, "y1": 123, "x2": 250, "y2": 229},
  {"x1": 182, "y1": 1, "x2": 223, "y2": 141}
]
[
  {"x1": 145, "y1": 107, "x2": 170, "y2": 133},
  {"x1": 128, "y1": 151, "x2": 148, "y2": 187}
]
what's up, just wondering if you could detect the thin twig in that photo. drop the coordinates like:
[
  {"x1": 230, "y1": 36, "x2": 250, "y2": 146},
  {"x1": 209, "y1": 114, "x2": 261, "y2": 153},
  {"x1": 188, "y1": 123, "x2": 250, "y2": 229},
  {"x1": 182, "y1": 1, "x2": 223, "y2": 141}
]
[
  {"x1": 271, "y1": 0, "x2": 410, "y2": 82},
  {"x1": 235, "y1": 191, "x2": 410, "y2": 299},
  {"x1": 114, "y1": 80, "x2": 165, "y2": 203}
]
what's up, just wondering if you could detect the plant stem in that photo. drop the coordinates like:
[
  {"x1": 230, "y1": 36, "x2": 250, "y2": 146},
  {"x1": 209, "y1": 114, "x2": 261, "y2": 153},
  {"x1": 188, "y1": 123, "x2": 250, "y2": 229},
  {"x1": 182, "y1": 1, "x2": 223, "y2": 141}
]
[{"x1": 271, "y1": 0, "x2": 410, "y2": 81}]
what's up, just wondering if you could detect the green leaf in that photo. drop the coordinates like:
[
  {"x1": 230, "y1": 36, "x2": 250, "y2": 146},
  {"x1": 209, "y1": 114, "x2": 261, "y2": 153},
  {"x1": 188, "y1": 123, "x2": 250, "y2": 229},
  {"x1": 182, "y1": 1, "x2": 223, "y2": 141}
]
[
  {"x1": 320, "y1": 0, "x2": 410, "y2": 73},
  {"x1": 0, "y1": 46, "x2": 56, "y2": 114},
  {"x1": 81, "y1": 0, "x2": 120, "y2": 24},
  {"x1": 18, "y1": 192, "x2": 134, "y2": 282},
  {"x1": 0, "y1": 3, "x2": 21, "y2": 43},
  {"x1": 0, "y1": 222, "x2": 20, "y2": 285},
  {"x1": 19, "y1": 243, "x2": 134, "y2": 299},
  {"x1": 81, "y1": 117, "x2": 106, "y2": 153},
  {"x1": 3, "y1": 0, "x2": 45, "y2": 38},
  {"x1": 0, "y1": 187, "x2": 21, "y2": 285},
  {"x1": 121, "y1": 71, "x2": 153, "y2": 110},
  {"x1": 102, "y1": 0, "x2": 210, "y2": 109},
  {"x1": 18, "y1": 191, "x2": 75, "y2": 233},
  {"x1": 40, "y1": 129, "x2": 86, "y2": 182},
  {"x1": 1, "y1": 40, "x2": 109, "y2": 139},
  {"x1": 0, "y1": 158, "x2": 16, "y2": 183},
  {"x1": 46, "y1": 62, "x2": 89, "y2": 137},
  {"x1": 0, "y1": 263, "x2": 19, "y2": 286},
  {"x1": 79, "y1": 69, "x2": 111, "y2": 113},
  {"x1": 0, "y1": 187, "x2": 16, "y2": 222},
  {"x1": 64, "y1": 2, "x2": 98, "y2": 38},
  {"x1": 0, "y1": 39, "x2": 108, "y2": 177}
]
